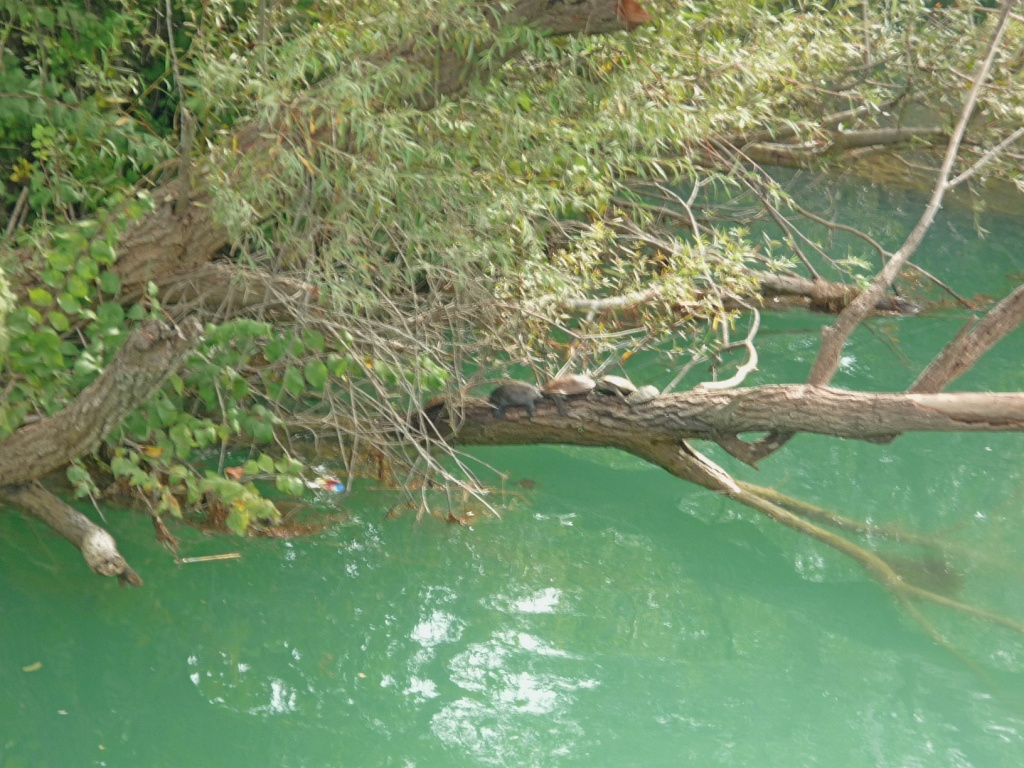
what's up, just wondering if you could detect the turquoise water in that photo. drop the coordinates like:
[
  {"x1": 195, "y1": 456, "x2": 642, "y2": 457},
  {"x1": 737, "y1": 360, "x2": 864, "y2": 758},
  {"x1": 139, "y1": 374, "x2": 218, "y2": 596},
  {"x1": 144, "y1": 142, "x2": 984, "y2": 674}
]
[{"x1": 3, "y1": 184, "x2": 1024, "y2": 767}]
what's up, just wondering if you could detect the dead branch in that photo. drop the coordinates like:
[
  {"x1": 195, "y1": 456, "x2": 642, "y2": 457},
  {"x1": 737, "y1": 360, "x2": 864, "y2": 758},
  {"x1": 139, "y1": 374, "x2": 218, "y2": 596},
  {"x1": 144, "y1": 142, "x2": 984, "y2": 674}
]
[
  {"x1": 1, "y1": 483, "x2": 143, "y2": 586},
  {"x1": 0, "y1": 318, "x2": 203, "y2": 584},
  {"x1": 415, "y1": 386, "x2": 1024, "y2": 457},
  {"x1": 694, "y1": 308, "x2": 760, "y2": 391},
  {"x1": 948, "y1": 125, "x2": 1024, "y2": 189},
  {"x1": 910, "y1": 283, "x2": 1024, "y2": 394},
  {"x1": 738, "y1": 481, "x2": 951, "y2": 548},
  {"x1": 827, "y1": 126, "x2": 947, "y2": 151},
  {"x1": 630, "y1": 439, "x2": 1024, "y2": 639},
  {"x1": 159, "y1": 262, "x2": 320, "y2": 321}
]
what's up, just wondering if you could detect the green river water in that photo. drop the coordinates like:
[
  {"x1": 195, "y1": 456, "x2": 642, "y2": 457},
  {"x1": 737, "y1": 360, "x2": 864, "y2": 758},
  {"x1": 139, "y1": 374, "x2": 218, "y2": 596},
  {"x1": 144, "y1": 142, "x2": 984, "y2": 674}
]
[{"x1": 3, "y1": 179, "x2": 1024, "y2": 767}]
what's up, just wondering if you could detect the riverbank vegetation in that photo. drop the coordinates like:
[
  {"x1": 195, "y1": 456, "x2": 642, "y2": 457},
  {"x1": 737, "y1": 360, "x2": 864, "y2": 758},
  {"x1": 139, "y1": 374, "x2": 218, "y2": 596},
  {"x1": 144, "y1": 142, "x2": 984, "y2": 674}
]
[{"x1": 1, "y1": 0, "x2": 1023, "y2": 656}]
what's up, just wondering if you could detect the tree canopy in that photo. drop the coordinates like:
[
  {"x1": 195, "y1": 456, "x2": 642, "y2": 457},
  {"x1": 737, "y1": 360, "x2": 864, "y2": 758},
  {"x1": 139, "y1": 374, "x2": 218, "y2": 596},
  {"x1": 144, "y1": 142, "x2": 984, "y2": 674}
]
[{"x1": 1, "y1": 0, "x2": 1023, "y2": 631}]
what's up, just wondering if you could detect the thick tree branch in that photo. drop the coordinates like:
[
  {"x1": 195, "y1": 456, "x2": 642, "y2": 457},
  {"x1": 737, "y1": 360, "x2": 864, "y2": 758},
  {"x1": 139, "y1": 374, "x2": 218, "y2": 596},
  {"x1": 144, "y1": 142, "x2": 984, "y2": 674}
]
[
  {"x1": 0, "y1": 317, "x2": 202, "y2": 584},
  {"x1": 0, "y1": 318, "x2": 203, "y2": 485},
  {"x1": 543, "y1": 271, "x2": 917, "y2": 316}
]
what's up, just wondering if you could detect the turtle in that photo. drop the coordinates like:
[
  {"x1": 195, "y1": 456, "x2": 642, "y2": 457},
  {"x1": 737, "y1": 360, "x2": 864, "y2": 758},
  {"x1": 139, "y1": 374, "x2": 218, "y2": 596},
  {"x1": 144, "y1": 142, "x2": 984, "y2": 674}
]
[
  {"x1": 540, "y1": 374, "x2": 597, "y2": 417},
  {"x1": 489, "y1": 380, "x2": 544, "y2": 419},
  {"x1": 624, "y1": 384, "x2": 659, "y2": 406},
  {"x1": 594, "y1": 375, "x2": 638, "y2": 400}
]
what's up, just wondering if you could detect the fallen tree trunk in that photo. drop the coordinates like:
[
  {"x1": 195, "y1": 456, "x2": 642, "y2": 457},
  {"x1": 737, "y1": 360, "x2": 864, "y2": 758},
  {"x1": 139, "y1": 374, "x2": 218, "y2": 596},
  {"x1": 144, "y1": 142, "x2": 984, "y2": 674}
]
[
  {"x1": 427, "y1": 386, "x2": 1024, "y2": 447},
  {"x1": 412, "y1": 382, "x2": 1024, "y2": 645}
]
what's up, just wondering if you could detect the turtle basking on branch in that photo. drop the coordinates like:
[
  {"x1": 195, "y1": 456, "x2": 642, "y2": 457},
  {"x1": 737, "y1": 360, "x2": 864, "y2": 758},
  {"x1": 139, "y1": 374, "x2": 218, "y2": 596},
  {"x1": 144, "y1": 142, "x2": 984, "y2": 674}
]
[
  {"x1": 541, "y1": 374, "x2": 597, "y2": 416},
  {"x1": 489, "y1": 381, "x2": 544, "y2": 419}
]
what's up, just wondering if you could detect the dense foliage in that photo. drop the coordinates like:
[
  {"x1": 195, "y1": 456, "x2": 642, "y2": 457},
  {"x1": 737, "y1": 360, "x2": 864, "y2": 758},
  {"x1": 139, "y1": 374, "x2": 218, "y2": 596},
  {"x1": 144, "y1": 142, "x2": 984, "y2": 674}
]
[{"x1": 1, "y1": 1, "x2": 1021, "y2": 532}]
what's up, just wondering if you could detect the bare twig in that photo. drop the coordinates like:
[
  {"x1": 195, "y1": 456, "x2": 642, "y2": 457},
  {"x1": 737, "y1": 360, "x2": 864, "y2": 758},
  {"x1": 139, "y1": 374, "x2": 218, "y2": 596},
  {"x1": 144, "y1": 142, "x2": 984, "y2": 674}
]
[
  {"x1": 948, "y1": 125, "x2": 1024, "y2": 189},
  {"x1": 4, "y1": 186, "x2": 28, "y2": 240},
  {"x1": 695, "y1": 308, "x2": 760, "y2": 390}
]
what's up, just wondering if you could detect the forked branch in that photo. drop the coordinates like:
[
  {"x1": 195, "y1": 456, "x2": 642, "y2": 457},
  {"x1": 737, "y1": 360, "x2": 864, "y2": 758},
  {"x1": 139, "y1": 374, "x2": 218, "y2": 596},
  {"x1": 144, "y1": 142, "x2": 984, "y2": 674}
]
[{"x1": 808, "y1": 0, "x2": 1017, "y2": 387}]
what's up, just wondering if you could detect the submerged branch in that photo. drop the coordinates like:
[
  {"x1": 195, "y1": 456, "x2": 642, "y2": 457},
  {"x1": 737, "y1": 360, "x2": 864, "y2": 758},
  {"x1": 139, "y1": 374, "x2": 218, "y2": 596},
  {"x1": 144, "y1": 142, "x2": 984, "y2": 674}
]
[
  {"x1": 638, "y1": 442, "x2": 1024, "y2": 640},
  {"x1": 1, "y1": 483, "x2": 142, "y2": 586}
]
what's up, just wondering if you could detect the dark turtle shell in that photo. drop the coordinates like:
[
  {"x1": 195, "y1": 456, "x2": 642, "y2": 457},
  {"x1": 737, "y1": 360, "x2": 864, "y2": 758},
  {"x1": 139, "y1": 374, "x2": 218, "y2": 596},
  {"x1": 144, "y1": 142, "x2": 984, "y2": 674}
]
[
  {"x1": 421, "y1": 394, "x2": 447, "y2": 411},
  {"x1": 594, "y1": 375, "x2": 637, "y2": 397},
  {"x1": 489, "y1": 380, "x2": 544, "y2": 419},
  {"x1": 541, "y1": 374, "x2": 596, "y2": 396}
]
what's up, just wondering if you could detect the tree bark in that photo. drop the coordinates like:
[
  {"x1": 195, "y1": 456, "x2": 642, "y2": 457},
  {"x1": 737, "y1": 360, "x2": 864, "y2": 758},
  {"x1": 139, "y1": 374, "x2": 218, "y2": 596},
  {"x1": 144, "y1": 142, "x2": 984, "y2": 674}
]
[
  {"x1": 910, "y1": 284, "x2": 1024, "y2": 394},
  {"x1": 0, "y1": 318, "x2": 203, "y2": 486}
]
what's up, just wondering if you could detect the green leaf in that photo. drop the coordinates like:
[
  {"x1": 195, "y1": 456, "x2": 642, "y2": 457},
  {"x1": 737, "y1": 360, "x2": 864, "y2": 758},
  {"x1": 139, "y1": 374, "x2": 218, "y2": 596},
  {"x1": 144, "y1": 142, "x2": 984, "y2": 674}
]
[
  {"x1": 304, "y1": 359, "x2": 328, "y2": 391},
  {"x1": 252, "y1": 421, "x2": 274, "y2": 444},
  {"x1": 257, "y1": 453, "x2": 275, "y2": 474},
  {"x1": 66, "y1": 275, "x2": 90, "y2": 299},
  {"x1": 76, "y1": 258, "x2": 99, "y2": 281},
  {"x1": 90, "y1": 241, "x2": 117, "y2": 265},
  {"x1": 73, "y1": 351, "x2": 102, "y2": 376},
  {"x1": 302, "y1": 329, "x2": 325, "y2": 352},
  {"x1": 95, "y1": 302, "x2": 124, "y2": 327},
  {"x1": 226, "y1": 505, "x2": 249, "y2": 536},
  {"x1": 276, "y1": 475, "x2": 306, "y2": 496},
  {"x1": 47, "y1": 248, "x2": 76, "y2": 272},
  {"x1": 275, "y1": 456, "x2": 303, "y2": 474},
  {"x1": 155, "y1": 396, "x2": 178, "y2": 427},
  {"x1": 264, "y1": 337, "x2": 288, "y2": 363},
  {"x1": 41, "y1": 269, "x2": 64, "y2": 287},
  {"x1": 29, "y1": 288, "x2": 53, "y2": 307},
  {"x1": 47, "y1": 311, "x2": 69, "y2": 332},
  {"x1": 229, "y1": 375, "x2": 250, "y2": 399},
  {"x1": 283, "y1": 365, "x2": 305, "y2": 396},
  {"x1": 98, "y1": 271, "x2": 121, "y2": 294},
  {"x1": 169, "y1": 423, "x2": 193, "y2": 459},
  {"x1": 66, "y1": 465, "x2": 91, "y2": 485},
  {"x1": 57, "y1": 293, "x2": 81, "y2": 314},
  {"x1": 330, "y1": 355, "x2": 351, "y2": 377}
]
